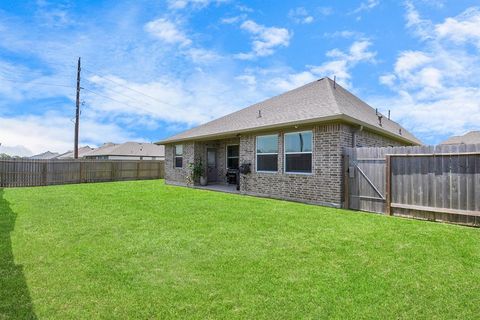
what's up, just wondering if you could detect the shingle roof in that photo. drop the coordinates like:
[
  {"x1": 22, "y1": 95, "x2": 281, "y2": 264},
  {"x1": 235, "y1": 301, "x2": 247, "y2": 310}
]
[
  {"x1": 83, "y1": 142, "x2": 165, "y2": 157},
  {"x1": 158, "y1": 77, "x2": 421, "y2": 145},
  {"x1": 29, "y1": 151, "x2": 60, "y2": 159},
  {"x1": 440, "y1": 131, "x2": 480, "y2": 145},
  {"x1": 56, "y1": 146, "x2": 95, "y2": 159}
]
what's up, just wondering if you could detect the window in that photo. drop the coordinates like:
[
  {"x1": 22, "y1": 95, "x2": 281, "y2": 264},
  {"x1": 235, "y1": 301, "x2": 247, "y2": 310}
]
[
  {"x1": 174, "y1": 144, "x2": 183, "y2": 168},
  {"x1": 227, "y1": 145, "x2": 239, "y2": 169},
  {"x1": 284, "y1": 131, "x2": 312, "y2": 173},
  {"x1": 256, "y1": 134, "x2": 278, "y2": 172}
]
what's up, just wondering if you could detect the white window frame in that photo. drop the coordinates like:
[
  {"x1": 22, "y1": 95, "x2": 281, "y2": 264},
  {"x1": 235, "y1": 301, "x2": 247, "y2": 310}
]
[
  {"x1": 174, "y1": 144, "x2": 183, "y2": 168},
  {"x1": 255, "y1": 134, "x2": 279, "y2": 173},
  {"x1": 284, "y1": 130, "x2": 313, "y2": 175},
  {"x1": 226, "y1": 144, "x2": 240, "y2": 169}
]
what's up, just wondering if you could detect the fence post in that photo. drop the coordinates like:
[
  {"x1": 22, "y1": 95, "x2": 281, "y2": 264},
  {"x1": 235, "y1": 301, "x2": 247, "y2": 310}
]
[
  {"x1": 42, "y1": 161, "x2": 47, "y2": 186},
  {"x1": 343, "y1": 154, "x2": 350, "y2": 209},
  {"x1": 386, "y1": 155, "x2": 392, "y2": 215}
]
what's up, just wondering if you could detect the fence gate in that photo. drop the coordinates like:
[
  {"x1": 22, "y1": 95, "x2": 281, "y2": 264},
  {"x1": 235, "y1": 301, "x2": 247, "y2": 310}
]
[
  {"x1": 344, "y1": 145, "x2": 480, "y2": 226},
  {"x1": 344, "y1": 148, "x2": 387, "y2": 214}
]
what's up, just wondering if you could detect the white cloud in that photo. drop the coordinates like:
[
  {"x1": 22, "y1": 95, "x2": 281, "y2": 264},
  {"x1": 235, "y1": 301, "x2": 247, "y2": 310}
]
[
  {"x1": 0, "y1": 113, "x2": 139, "y2": 155},
  {"x1": 221, "y1": 15, "x2": 246, "y2": 24},
  {"x1": 235, "y1": 20, "x2": 292, "y2": 59},
  {"x1": 0, "y1": 144, "x2": 33, "y2": 157},
  {"x1": 144, "y1": 18, "x2": 192, "y2": 46},
  {"x1": 404, "y1": 1, "x2": 434, "y2": 40},
  {"x1": 235, "y1": 40, "x2": 377, "y2": 93},
  {"x1": 167, "y1": 0, "x2": 228, "y2": 10},
  {"x1": 324, "y1": 30, "x2": 364, "y2": 39},
  {"x1": 317, "y1": 7, "x2": 334, "y2": 16},
  {"x1": 435, "y1": 7, "x2": 480, "y2": 46},
  {"x1": 311, "y1": 40, "x2": 376, "y2": 87},
  {"x1": 288, "y1": 7, "x2": 314, "y2": 24},
  {"x1": 351, "y1": 0, "x2": 380, "y2": 14},
  {"x1": 377, "y1": 4, "x2": 480, "y2": 143}
]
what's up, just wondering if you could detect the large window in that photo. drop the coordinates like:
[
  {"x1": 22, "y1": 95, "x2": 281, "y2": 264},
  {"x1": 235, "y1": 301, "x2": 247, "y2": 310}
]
[
  {"x1": 256, "y1": 134, "x2": 278, "y2": 172},
  {"x1": 227, "y1": 145, "x2": 239, "y2": 169},
  {"x1": 174, "y1": 144, "x2": 183, "y2": 168},
  {"x1": 284, "y1": 131, "x2": 312, "y2": 173}
]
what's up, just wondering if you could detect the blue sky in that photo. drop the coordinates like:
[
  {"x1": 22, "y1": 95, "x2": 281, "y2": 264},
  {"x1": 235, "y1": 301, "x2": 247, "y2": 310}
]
[{"x1": 0, "y1": 0, "x2": 479, "y2": 156}]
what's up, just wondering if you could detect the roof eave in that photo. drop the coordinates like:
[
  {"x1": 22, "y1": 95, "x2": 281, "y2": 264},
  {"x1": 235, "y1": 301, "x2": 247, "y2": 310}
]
[
  {"x1": 338, "y1": 114, "x2": 422, "y2": 146},
  {"x1": 155, "y1": 115, "x2": 343, "y2": 144},
  {"x1": 156, "y1": 114, "x2": 420, "y2": 146}
]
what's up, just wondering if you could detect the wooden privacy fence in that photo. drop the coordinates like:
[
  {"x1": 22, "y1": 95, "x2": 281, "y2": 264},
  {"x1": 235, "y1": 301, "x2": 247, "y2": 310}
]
[
  {"x1": 0, "y1": 159, "x2": 165, "y2": 187},
  {"x1": 344, "y1": 144, "x2": 480, "y2": 226}
]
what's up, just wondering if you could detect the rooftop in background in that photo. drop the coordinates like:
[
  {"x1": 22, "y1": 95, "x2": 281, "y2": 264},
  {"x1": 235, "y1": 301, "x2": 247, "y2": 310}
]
[
  {"x1": 440, "y1": 131, "x2": 480, "y2": 145},
  {"x1": 29, "y1": 151, "x2": 60, "y2": 160},
  {"x1": 56, "y1": 146, "x2": 95, "y2": 159},
  {"x1": 158, "y1": 77, "x2": 421, "y2": 145},
  {"x1": 83, "y1": 142, "x2": 165, "y2": 158}
]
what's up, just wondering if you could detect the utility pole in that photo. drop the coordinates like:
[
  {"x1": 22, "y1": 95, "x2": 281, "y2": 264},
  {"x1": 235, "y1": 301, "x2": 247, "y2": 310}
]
[{"x1": 74, "y1": 57, "x2": 81, "y2": 159}]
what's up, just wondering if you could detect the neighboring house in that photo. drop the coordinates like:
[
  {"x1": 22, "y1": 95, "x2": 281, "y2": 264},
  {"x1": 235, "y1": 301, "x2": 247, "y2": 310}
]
[
  {"x1": 158, "y1": 77, "x2": 421, "y2": 208},
  {"x1": 56, "y1": 146, "x2": 95, "y2": 159},
  {"x1": 440, "y1": 131, "x2": 480, "y2": 145},
  {"x1": 83, "y1": 142, "x2": 165, "y2": 160},
  {"x1": 30, "y1": 151, "x2": 60, "y2": 159}
]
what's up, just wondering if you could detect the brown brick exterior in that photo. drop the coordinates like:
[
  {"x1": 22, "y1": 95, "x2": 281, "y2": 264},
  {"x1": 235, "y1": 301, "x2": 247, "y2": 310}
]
[{"x1": 164, "y1": 121, "x2": 408, "y2": 206}]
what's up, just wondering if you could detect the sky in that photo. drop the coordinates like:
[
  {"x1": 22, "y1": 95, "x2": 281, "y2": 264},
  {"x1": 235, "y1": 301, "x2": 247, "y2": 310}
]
[{"x1": 0, "y1": 0, "x2": 479, "y2": 156}]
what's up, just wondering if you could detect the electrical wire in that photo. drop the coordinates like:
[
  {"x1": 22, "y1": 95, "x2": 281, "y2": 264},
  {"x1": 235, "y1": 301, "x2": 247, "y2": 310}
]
[
  {"x1": 82, "y1": 87, "x2": 159, "y2": 116},
  {"x1": 0, "y1": 75, "x2": 75, "y2": 88},
  {"x1": 82, "y1": 67, "x2": 179, "y2": 108}
]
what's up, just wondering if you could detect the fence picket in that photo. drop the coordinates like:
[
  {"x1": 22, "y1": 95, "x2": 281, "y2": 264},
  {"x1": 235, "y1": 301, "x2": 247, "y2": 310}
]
[
  {"x1": 0, "y1": 159, "x2": 164, "y2": 188},
  {"x1": 345, "y1": 144, "x2": 480, "y2": 226}
]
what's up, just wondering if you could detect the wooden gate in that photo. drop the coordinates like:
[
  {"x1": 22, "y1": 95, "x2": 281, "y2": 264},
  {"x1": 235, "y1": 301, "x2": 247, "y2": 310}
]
[
  {"x1": 344, "y1": 145, "x2": 480, "y2": 226},
  {"x1": 344, "y1": 147, "x2": 387, "y2": 213}
]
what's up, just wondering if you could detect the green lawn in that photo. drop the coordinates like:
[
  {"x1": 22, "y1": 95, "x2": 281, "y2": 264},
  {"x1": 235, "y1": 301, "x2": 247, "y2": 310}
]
[{"x1": 1, "y1": 180, "x2": 479, "y2": 319}]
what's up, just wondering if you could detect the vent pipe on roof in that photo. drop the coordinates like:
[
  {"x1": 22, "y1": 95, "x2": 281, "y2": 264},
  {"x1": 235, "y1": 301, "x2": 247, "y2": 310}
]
[
  {"x1": 257, "y1": 110, "x2": 262, "y2": 118},
  {"x1": 388, "y1": 110, "x2": 391, "y2": 120},
  {"x1": 333, "y1": 75, "x2": 336, "y2": 89}
]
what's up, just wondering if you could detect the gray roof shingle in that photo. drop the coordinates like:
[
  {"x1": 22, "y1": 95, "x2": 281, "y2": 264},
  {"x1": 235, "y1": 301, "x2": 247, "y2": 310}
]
[
  {"x1": 158, "y1": 77, "x2": 421, "y2": 145},
  {"x1": 83, "y1": 142, "x2": 165, "y2": 157},
  {"x1": 440, "y1": 131, "x2": 480, "y2": 145}
]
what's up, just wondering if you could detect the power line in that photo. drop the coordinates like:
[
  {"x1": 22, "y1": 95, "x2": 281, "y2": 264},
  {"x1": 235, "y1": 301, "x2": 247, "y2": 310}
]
[
  {"x1": 82, "y1": 77, "x2": 158, "y2": 107},
  {"x1": 0, "y1": 75, "x2": 75, "y2": 88},
  {"x1": 82, "y1": 87, "x2": 158, "y2": 116},
  {"x1": 82, "y1": 67, "x2": 179, "y2": 108}
]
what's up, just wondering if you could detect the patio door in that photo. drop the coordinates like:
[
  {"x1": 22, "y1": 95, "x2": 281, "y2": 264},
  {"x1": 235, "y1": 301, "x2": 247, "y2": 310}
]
[{"x1": 207, "y1": 148, "x2": 217, "y2": 182}]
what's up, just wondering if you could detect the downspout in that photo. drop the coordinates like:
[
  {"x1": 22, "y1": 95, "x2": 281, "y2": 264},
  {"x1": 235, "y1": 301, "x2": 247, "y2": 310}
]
[{"x1": 352, "y1": 125, "x2": 363, "y2": 147}]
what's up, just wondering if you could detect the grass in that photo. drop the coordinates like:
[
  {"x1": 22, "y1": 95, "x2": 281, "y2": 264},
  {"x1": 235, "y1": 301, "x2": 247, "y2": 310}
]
[{"x1": 1, "y1": 180, "x2": 479, "y2": 319}]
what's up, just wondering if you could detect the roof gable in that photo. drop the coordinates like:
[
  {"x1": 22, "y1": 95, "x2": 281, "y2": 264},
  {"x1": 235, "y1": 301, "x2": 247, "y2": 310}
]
[{"x1": 159, "y1": 77, "x2": 420, "y2": 145}]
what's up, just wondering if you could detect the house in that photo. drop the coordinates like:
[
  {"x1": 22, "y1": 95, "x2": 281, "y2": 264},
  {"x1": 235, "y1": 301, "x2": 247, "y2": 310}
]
[
  {"x1": 56, "y1": 146, "x2": 95, "y2": 159},
  {"x1": 83, "y1": 142, "x2": 165, "y2": 160},
  {"x1": 29, "y1": 151, "x2": 60, "y2": 159},
  {"x1": 440, "y1": 131, "x2": 480, "y2": 145},
  {"x1": 157, "y1": 77, "x2": 421, "y2": 207}
]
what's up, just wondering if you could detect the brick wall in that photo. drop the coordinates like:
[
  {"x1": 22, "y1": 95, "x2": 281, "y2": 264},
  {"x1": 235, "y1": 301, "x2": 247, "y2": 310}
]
[
  {"x1": 239, "y1": 123, "x2": 407, "y2": 207},
  {"x1": 164, "y1": 142, "x2": 195, "y2": 186},
  {"x1": 165, "y1": 138, "x2": 240, "y2": 185},
  {"x1": 164, "y1": 121, "x2": 409, "y2": 206}
]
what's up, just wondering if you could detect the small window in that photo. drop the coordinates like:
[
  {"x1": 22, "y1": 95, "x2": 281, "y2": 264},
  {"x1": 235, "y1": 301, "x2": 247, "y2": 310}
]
[
  {"x1": 174, "y1": 144, "x2": 183, "y2": 168},
  {"x1": 256, "y1": 134, "x2": 278, "y2": 172},
  {"x1": 227, "y1": 145, "x2": 239, "y2": 169},
  {"x1": 284, "y1": 131, "x2": 312, "y2": 173}
]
